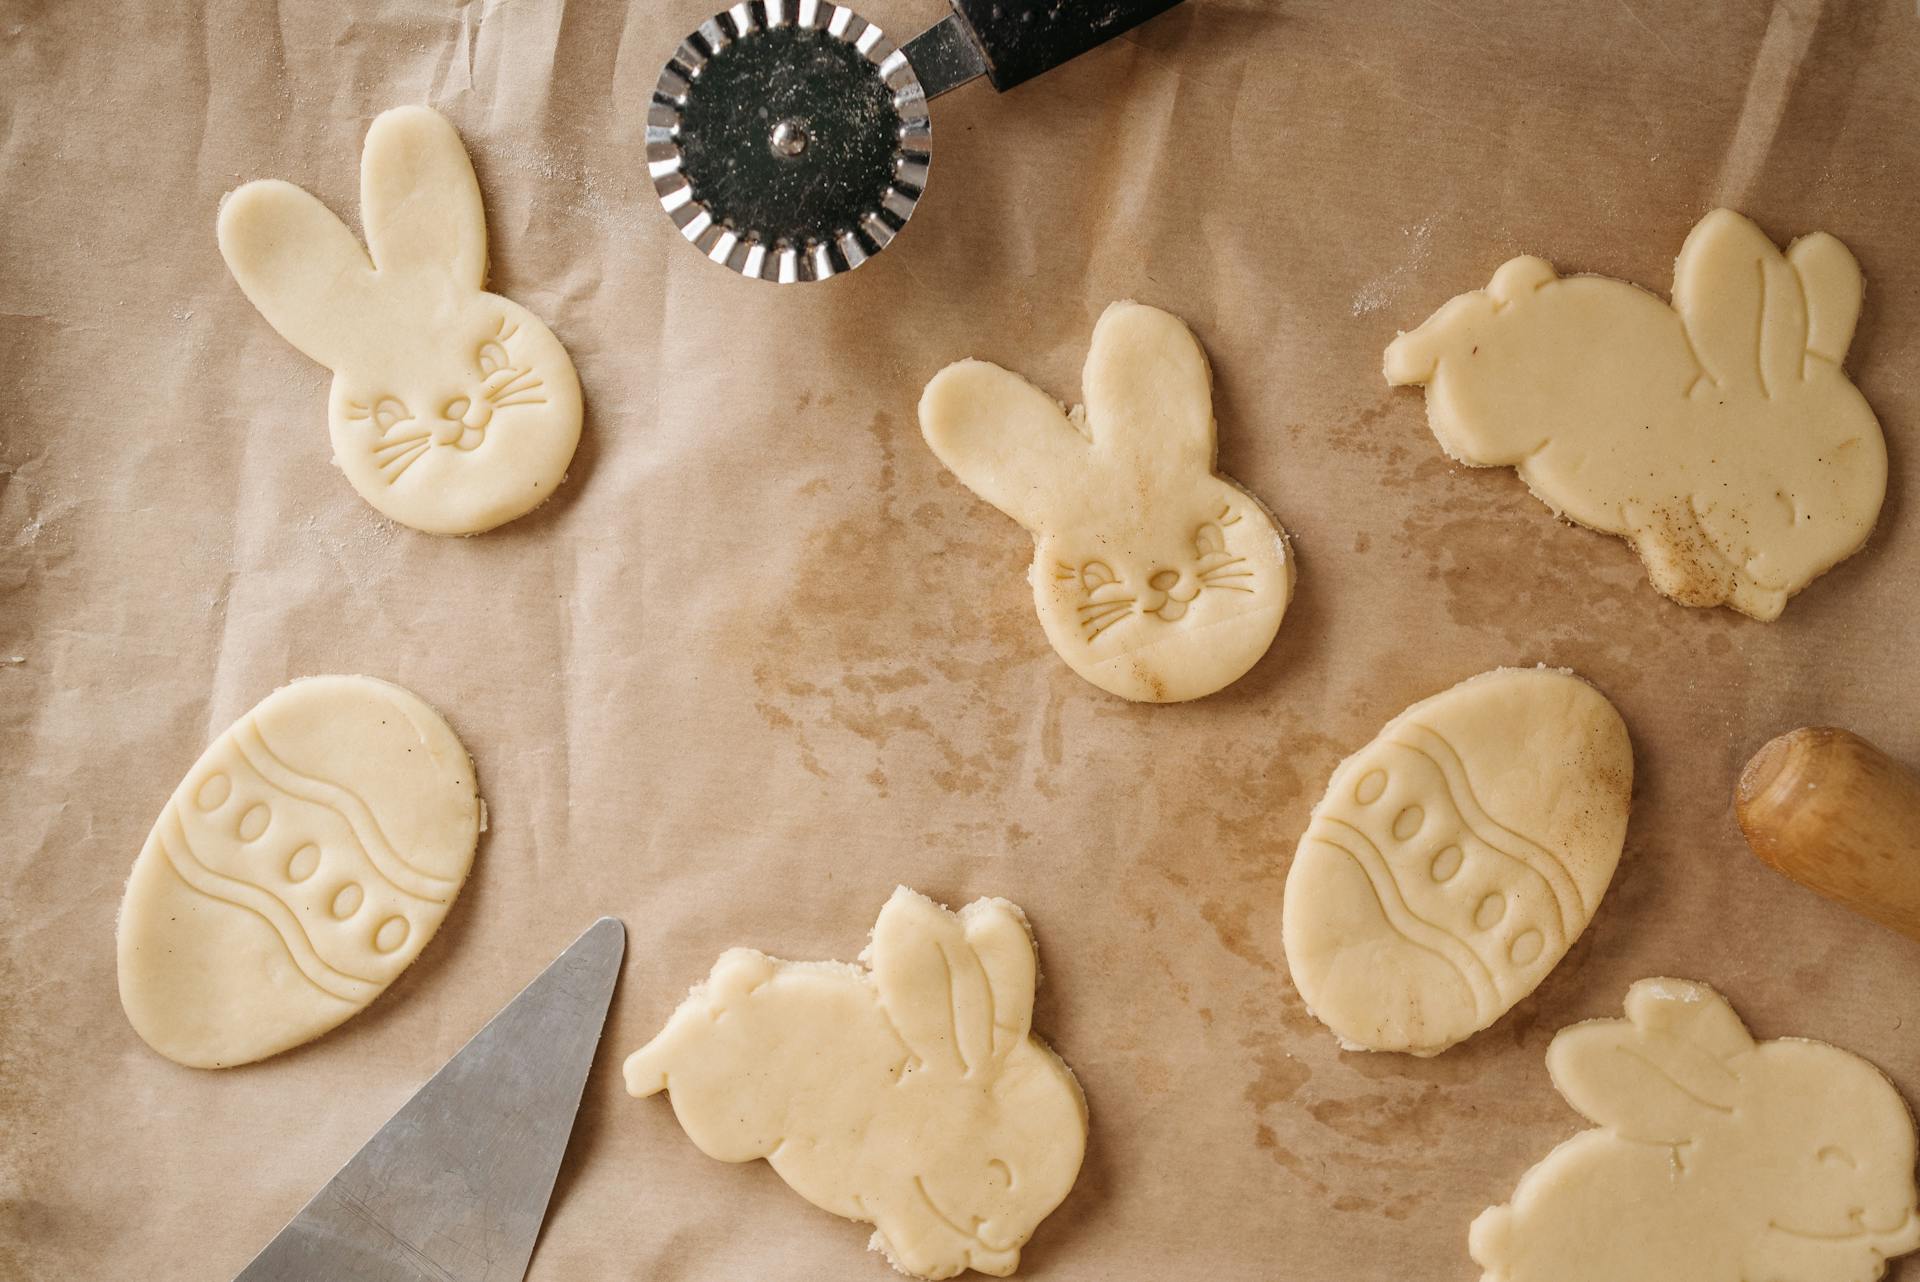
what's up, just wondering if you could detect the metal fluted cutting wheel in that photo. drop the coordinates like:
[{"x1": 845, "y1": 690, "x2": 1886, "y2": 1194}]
[{"x1": 649, "y1": 0, "x2": 932, "y2": 283}]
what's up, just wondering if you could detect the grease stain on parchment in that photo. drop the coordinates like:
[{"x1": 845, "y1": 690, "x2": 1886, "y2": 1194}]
[
  {"x1": 739, "y1": 409, "x2": 1038, "y2": 813},
  {"x1": 1338, "y1": 389, "x2": 1753, "y2": 698}
]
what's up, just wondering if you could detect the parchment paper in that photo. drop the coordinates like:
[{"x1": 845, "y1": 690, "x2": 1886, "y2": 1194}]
[{"x1": 5, "y1": 0, "x2": 1920, "y2": 1278}]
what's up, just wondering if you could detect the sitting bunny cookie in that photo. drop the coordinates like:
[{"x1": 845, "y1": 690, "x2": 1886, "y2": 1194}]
[
  {"x1": 1474, "y1": 978, "x2": 1920, "y2": 1282},
  {"x1": 625, "y1": 887, "x2": 1087, "y2": 1280},
  {"x1": 218, "y1": 107, "x2": 582, "y2": 535},
  {"x1": 1385, "y1": 209, "x2": 1885, "y2": 620},
  {"x1": 920, "y1": 302, "x2": 1293, "y2": 702}
]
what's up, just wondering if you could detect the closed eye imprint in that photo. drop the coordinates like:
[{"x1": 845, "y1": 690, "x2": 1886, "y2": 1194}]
[
  {"x1": 345, "y1": 397, "x2": 414, "y2": 435},
  {"x1": 373, "y1": 398, "x2": 411, "y2": 432},
  {"x1": 476, "y1": 339, "x2": 510, "y2": 376}
]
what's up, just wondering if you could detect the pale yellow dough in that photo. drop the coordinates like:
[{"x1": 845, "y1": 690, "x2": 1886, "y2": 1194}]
[
  {"x1": 219, "y1": 106, "x2": 583, "y2": 535},
  {"x1": 919, "y1": 301, "x2": 1293, "y2": 703},
  {"x1": 117, "y1": 676, "x2": 481, "y2": 1068},
  {"x1": 1473, "y1": 978, "x2": 1920, "y2": 1282},
  {"x1": 624, "y1": 887, "x2": 1088, "y2": 1280},
  {"x1": 1282, "y1": 667, "x2": 1631, "y2": 1056},
  {"x1": 1385, "y1": 209, "x2": 1884, "y2": 620}
]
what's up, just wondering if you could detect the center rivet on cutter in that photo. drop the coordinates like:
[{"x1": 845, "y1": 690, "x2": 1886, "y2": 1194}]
[{"x1": 769, "y1": 119, "x2": 810, "y2": 157}]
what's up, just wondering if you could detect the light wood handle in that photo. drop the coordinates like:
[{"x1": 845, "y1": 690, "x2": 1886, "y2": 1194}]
[{"x1": 1736, "y1": 726, "x2": 1920, "y2": 943}]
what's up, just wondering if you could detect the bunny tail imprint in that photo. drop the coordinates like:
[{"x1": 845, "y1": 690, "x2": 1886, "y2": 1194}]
[
  {"x1": 116, "y1": 676, "x2": 481, "y2": 1068},
  {"x1": 218, "y1": 106, "x2": 583, "y2": 536},
  {"x1": 1471, "y1": 979, "x2": 1920, "y2": 1282},
  {"x1": 1282, "y1": 668, "x2": 1631, "y2": 1056},
  {"x1": 1384, "y1": 209, "x2": 1885, "y2": 621},
  {"x1": 623, "y1": 887, "x2": 1088, "y2": 1280},
  {"x1": 920, "y1": 301, "x2": 1293, "y2": 703}
]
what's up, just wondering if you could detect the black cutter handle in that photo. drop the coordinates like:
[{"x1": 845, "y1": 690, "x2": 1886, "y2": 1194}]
[{"x1": 953, "y1": 0, "x2": 1186, "y2": 92}]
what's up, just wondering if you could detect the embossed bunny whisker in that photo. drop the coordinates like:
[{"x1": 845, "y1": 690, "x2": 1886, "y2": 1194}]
[
  {"x1": 483, "y1": 366, "x2": 546, "y2": 410},
  {"x1": 486, "y1": 368, "x2": 542, "y2": 400},
  {"x1": 372, "y1": 433, "x2": 430, "y2": 459},
  {"x1": 1081, "y1": 603, "x2": 1135, "y2": 640},
  {"x1": 1199, "y1": 555, "x2": 1256, "y2": 593},
  {"x1": 381, "y1": 452, "x2": 430, "y2": 483},
  {"x1": 1080, "y1": 608, "x2": 1135, "y2": 632},
  {"x1": 378, "y1": 441, "x2": 431, "y2": 475}
]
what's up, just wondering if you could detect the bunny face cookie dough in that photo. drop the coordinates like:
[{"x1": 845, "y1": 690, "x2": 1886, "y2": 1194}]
[
  {"x1": 1473, "y1": 979, "x2": 1920, "y2": 1282},
  {"x1": 116, "y1": 676, "x2": 481, "y2": 1068},
  {"x1": 1283, "y1": 668, "x2": 1631, "y2": 1056},
  {"x1": 219, "y1": 107, "x2": 583, "y2": 535},
  {"x1": 625, "y1": 888, "x2": 1087, "y2": 1280},
  {"x1": 920, "y1": 302, "x2": 1293, "y2": 703},
  {"x1": 1385, "y1": 209, "x2": 1884, "y2": 621}
]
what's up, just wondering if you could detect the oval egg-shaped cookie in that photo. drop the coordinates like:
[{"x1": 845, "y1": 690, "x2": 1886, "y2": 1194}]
[
  {"x1": 1282, "y1": 667, "x2": 1631, "y2": 1056},
  {"x1": 117, "y1": 675, "x2": 481, "y2": 1068}
]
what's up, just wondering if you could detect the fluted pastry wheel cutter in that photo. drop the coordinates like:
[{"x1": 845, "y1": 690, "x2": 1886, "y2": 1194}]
[{"x1": 649, "y1": 0, "x2": 1185, "y2": 282}]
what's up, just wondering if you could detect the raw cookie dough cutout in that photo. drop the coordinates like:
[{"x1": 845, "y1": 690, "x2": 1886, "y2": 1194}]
[
  {"x1": 117, "y1": 676, "x2": 481, "y2": 1068},
  {"x1": 219, "y1": 106, "x2": 583, "y2": 535},
  {"x1": 1473, "y1": 978, "x2": 1920, "y2": 1282},
  {"x1": 920, "y1": 301, "x2": 1293, "y2": 703},
  {"x1": 625, "y1": 887, "x2": 1087, "y2": 1280},
  {"x1": 1385, "y1": 209, "x2": 1885, "y2": 620},
  {"x1": 1283, "y1": 667, "x2": 1631, "y2": 1056}
]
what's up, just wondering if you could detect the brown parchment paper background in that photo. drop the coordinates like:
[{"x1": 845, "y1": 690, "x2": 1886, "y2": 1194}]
[{"x1": 5, "y1": 0, "x2": 1920, "y2": 1277}]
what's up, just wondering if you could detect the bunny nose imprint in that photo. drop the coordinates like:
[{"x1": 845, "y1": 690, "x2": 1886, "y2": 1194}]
[
  {"x1": 1146, "y1": 569, "x2": 1200, "y2": 621},
  {"x1": 435, "y1": 396, "x2": 490, "y2": 450}
]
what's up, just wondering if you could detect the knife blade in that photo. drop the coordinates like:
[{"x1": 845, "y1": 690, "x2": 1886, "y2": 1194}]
[{"x1": 233, "y1": 917, "x2": 626, "y2": 1282}]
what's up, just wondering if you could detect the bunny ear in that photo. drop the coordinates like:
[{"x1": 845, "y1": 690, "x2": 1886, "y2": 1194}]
[
  {"x1": 1619, "y1": 976, "x2": 1755, "y2": 1059},
  {"x1": 1082, "y1": 300, "x2": 1217, "y2": 476},
  {"x1": 218, "y1": 179, "x2": 378, "y2": 370},
  {"x1": 1546, "y1": 978, "x2": 1753, "y2": 1143},
  {"x1": 920, "y1": 359, "x2": 1089, "y2": 532},
  {"x1": 869, "y1": 888, "x2": 997, "y2": 1078},
  {"x1": 1787, "y1": 232, "x2": 1864, "y2": 365},
  {"x1": 359, "y1": 107, "x2": 487, "y2": 288},
  {"x1": 960, "y1": 899, "x2": 1038, "y2": 1058},
  {"x1": 1673, "y1": 209, "x2": 1809, "y2": 398}
]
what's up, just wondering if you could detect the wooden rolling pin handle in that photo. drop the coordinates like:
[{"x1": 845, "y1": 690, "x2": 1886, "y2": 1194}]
[{"x1": 1736, "y1": 727, "x2": 1920, "y2": 944}]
